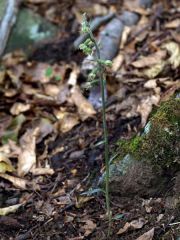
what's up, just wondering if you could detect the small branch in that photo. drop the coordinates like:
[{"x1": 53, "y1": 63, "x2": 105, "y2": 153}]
[{"x1": 0, "y1": 0, "x2": 21, "y2": 57}]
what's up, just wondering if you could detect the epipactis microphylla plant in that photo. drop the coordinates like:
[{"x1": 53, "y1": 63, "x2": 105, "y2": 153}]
[{"x1": 79, "y1": 13, "x2": 112, "y2": 233}]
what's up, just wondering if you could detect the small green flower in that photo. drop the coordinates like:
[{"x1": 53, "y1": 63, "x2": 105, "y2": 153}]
[
  {"x1": 79, "y1": 43, "x2": 92, "y2": 55},
  {"x1": 84, "y1": 38, "x2": 94, "y2": 47},
  {"x1": 104, "y1": 60, "x2": 113, "y2": 67},
  {"x1": 97, "y1": 59, "x2": 112, "y2": 67},
  {"x1": 81, "y1": 13, "x2": 90, "y2": 33},
  {"x1": 88, "y1": 72, "x2": 96, "y2": 81}
]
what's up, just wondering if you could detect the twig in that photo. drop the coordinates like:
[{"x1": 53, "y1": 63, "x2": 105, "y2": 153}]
[{"x1": 169, "y1": 222, "x2": 180, "y2": 226}]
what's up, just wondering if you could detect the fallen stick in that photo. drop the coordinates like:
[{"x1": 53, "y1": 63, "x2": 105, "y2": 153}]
[
  {"x1": 0, "y1": 0, "x2": 21, "y2": 57},
  {"x1": 80, "y1": 0, "x2": 153, "y2": 109}
]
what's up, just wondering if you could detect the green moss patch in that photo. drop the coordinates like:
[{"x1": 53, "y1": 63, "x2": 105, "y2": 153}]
[{"x1": 117, "y1": 97, "x2": 180, "y2": 168}]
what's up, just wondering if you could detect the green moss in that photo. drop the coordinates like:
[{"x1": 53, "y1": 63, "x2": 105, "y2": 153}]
[
  {"x1": 118, "y1": 136, "x2": 143, "y2": 156},
  {"x1": 117, "y1": 97, "x2": 180, "y2": 169}
]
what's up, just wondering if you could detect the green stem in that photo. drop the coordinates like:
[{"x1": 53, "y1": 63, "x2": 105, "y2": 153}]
[{"x1": 88, "y1": 31, "x2": 111, "y2": 231}]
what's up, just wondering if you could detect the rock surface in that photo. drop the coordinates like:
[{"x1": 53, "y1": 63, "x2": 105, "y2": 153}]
[
  {"x1": 100, "y1": 96, "x2": 180, "y2": 197},
  {"x1": 5, "y1": 8, "x2": 58, "y2": 55}
]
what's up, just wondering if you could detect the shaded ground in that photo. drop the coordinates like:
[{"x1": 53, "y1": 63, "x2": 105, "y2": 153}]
[{"x1": 0, "y1": 0, "x2": 179, "y2": 239}]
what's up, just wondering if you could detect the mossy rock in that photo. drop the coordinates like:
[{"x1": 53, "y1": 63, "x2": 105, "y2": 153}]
[
  {"x1": 5, "y1": 8, "x2": 58, "y2": 55},
  {"x1": 99, "y1": 96, "x2": 180, "y2": 196},
  {"x1": 117, "y1": 97, "x2": 180, "y2": 169}
]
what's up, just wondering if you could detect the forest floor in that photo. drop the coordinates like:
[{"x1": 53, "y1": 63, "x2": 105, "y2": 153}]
[{"x1": 0, "y1": 0, "x2": 179, "y2": 239}]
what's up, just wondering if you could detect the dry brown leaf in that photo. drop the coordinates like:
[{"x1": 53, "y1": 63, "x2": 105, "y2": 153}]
[
  {"x1": 10, "y1": 103, "x2": 31, "y2": 115},
  {"x1": 117, "y1": 218, "x2": 146, "y2": 235},
  {"x1": 56, "y1": 112, "x2": 79, "y2": 133},
  {"x1": 93, "y1": 3, "x2": 108, "y2": 15},
  {"x1": 157, "y1": 214, "x2": 164, "y2": 222},
  {"x1": 137, "y1": 95, "x2": 160, "y2": 127},
  {"x1": 162, "y1": 42, "x2": 180, "y2": 69},
  {"x1": 136, "y1": 228, "x2": 154, "y2": 240},
  {"x1": 120, "y1": 26, "x2": 131, "y2": 49},
  {"x1": 44, "y1": 84, "x2": 60, "y2": 97},
  {"x1": 0, "y1": 69, "x2": 6, "y2": 84},
  {"x1": 4, "y1": 87, "x2": 17, "y2": 98},
  {"x1": 0, "y1": 152, "x2": 15, "y2": 173},
  {"x1": 40, "y1": 202, "x2": 55, "y2": 217},
  {"x1": 67, "y1": 65, "x2": 80, "y2": 86},
  {"x1": 36, "y1": 118, "x2": 54, "y2": 143},
  {"x1": 165, "y1": 19, "x2": 180, "y2": 29},
  {"x1": 22, "y1": 84, "x2": 41, "y2": 95},
  {"x1": 18, "y1": 128, "x2": 39, "y2": 177},
  {"x1": 0, "y1": 204, "x2": 22, "y2": 216},
  {"x1": 160, "y1": 81, "x2": 180, "y2": 102},
  {"x1": 117, "y1": 222, "x2": 131, "y2": 235},
  {"x1": 56, "y1": 85, "x2": 70, "y2": 104},
  {"x1": 130, "y1": 218, "x2": 147, "y2": 229},
  {"x1": 26, "y1": 63, "x2": 52, "y2": 83},
  {"x1": 112, "y1": 54, "x2": 124, "y2": 72},
  {"x1": 0, "y1": 173, "x2": 27, "y2": 189},
  {"x1": 82, "y1": 219, "x2": 96, "y2": 237},
  {"x1": 144, "y1": 79, "x2": 157, "y2": 89},
  {"x1": 26, "y1": 63, "x2": 66, "y2": 83},
  {"x1": 6, "y1": 65, "x2": 24, "y2": 87},
  {"x1": 131, "y1": 50, "x2": 166, "y2": 68},
  {"x1": 55, "y1": 195, "x2": 72, "y2": 205},
  {"x1": 70, "y1": 86, "x2": 96, "y2": 121},
  {"x1": 64, "y1": 214, "x2": 75, "y2": 223},
  {"x1": 143, "y1": 61, "x2": 165, "y2": 78},
  {"x1": 75, "y1": 196, "x2": 94, "y2": 208},
  {"x1": 2, "y1": 51, "x2": 26, "y2": 67}
]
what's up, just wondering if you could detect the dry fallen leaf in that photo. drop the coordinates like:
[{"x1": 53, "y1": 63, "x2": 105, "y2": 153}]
[
  {"x1": 0, "y1": 204, "x2": 22, "y2": 216},
  {"x1": 2, "y1": 114, "x2": 26, "y2": 144},
  {"x1": 44, "y1": 84, "x2": 60, "y2": 97},
  {"x1": 18, "y1": 128, "x2": 39, "y2": 177},
  {"x1": 137, "y1": 95, "x2": 160, "y2": 127},
  {"x1": 0, "y1": 152, "x2": 15, "y2": 173},
  {"x1": 162, "y1": 41, "x2": 180, "y2": 69},
  {"x1": 81, "y1": 219, "x2": 96, "y2": 237},
  {"x1": 26, "y1": 63, "x2": 66, "y2": 83},
  {"x1": 112, "y1": 54, "x2": 124, "y2": 72},
  {"x1": 67, "y1": 65, "x2": 80, "y2": 86},
  {"x1": 117, "y1": 222, "x2": 131, "y2": 235},
  {"x1": 0, "y1": 173, "x2": 27, "y2": 189},
  {"x1": 57, "y1": 112, "x2": 79, "y2": 133},
  {"x1": 10, "y1": 103, "x2": 31, "y2": 115},
  {"x1": 75, "y1": 196, "x2": 94, "y2": 208},
  {"x1": 165, "y1": 19, "x2": 180, "y2": 29},
  {"x1": 144, "y1": 79, "x2": 157, "y2": 89},
  {"x1": 54, "y1": 195, "x2": 72, "y2": 206},
  {"x1": 36, "y1": 118, "x2": 54, "y2": 143},
  {"x1": 64, "y1": 214, "x2": 75, "y2": 223},
  {"x1": 136, "y1": 228, "x2": 154, "y2": 240},
  {"x1": 71, "y1": 86, "x2": 96, "y2": 121},
  {"x1": 143, "y1": 61, "x2": 165, "y2": 78},
  {"x1": 0, "y1": 68, "x2": 6, "y2": 84},
  {"x1": 131, "y1": 50, "x2": 166, "y2": 68},
  {"x1": 157, "y1": 214, "x2": 164, "y2": 222},
  {"x1": 117, "y1": 218, "x2": 146, "y2": 235},
  {"x1": 120, "y1": 26, "x2": 131, "y2": 49}
]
